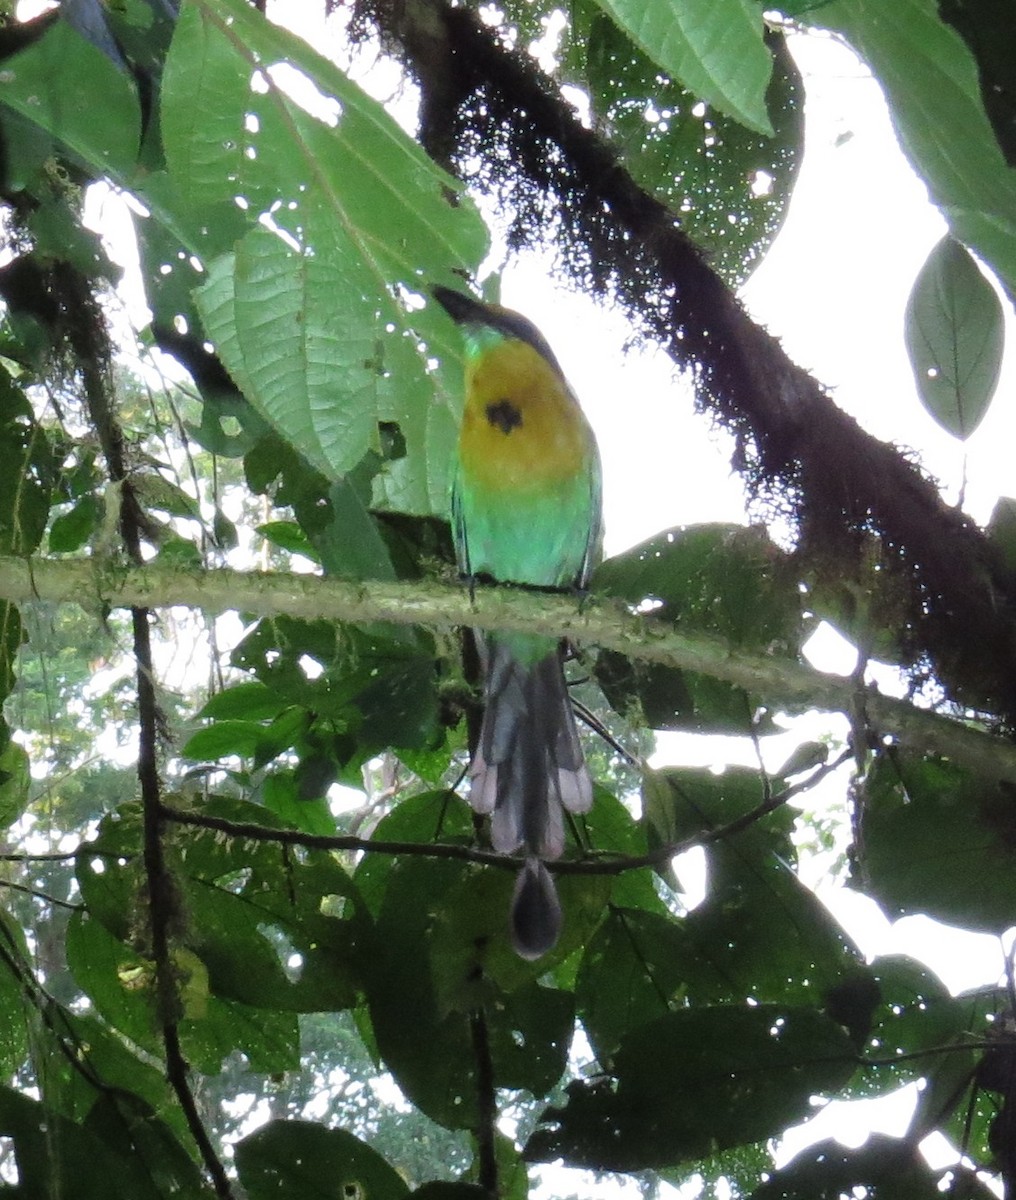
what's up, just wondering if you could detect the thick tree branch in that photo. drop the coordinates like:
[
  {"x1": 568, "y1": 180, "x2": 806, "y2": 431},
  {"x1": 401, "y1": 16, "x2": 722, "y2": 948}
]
[
  {"x1": 5, "y1": 554, "x2": 1016, "y2": 781},
  {"x1": 364, "y1": 0, "x2": 1016, "y2": 725}
]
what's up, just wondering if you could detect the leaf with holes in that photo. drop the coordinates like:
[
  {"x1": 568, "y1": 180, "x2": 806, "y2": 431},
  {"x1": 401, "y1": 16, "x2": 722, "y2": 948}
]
[
  {"x1": 592, "y1": 0, "x2": 773, "y2": 134},
  {"x1": 160, "y1": 0, "x2": 487, "y2": 512},
  {"x1": 525, "y1": 1005, "x2": 858, "y2": 1170}
]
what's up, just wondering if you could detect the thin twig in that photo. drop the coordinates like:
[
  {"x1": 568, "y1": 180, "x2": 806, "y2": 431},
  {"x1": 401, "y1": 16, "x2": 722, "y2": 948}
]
[
  {"x1": 0, "y1": 879, "x2": 82, "y2": 910},
  {"x1": 159, "y1": 760, "x2": 833, "y2": 876},
  {"x1": 72, "y1": 267, "x2": 236, "y2": 1200},
  {"x1": 469, "y1": 1008, "x2": 499, "y2": 1199}
]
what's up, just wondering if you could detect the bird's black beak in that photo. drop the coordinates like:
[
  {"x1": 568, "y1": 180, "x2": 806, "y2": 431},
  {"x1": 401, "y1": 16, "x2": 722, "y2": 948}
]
[{"x1": 432, "y1": 285, "x2": 485, "y2": 327}]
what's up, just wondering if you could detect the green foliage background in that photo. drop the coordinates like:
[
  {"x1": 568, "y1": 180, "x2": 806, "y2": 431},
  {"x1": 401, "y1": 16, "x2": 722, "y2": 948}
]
[{"x1": 0, "y1": 0, "x2": 1013, "y2": 1197}]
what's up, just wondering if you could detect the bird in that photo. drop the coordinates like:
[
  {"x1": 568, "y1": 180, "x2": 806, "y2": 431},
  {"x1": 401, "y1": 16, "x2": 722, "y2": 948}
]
[{"x1": 433, "y1": 285, "x2": 603, "y2": 959}]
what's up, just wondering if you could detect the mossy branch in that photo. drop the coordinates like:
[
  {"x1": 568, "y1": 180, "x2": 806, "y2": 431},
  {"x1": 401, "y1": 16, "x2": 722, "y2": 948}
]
[{"x1": 2, "y1": 553, "x2": 1014, "y2": 780}]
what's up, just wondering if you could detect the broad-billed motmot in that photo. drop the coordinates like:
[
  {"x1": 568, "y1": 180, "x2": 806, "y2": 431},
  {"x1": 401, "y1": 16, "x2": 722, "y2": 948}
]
[{"x1": 433, "y1": 286, "x2": 603, "y2": 958}]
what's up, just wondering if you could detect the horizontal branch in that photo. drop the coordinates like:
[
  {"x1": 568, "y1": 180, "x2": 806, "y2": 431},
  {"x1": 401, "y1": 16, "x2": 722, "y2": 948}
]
[
  {"x1": 3, "y1": 554, "x2": 1015, "y2": 780},
  {"x1": 161, "y1": 756, "x2": 809, "y2": 873}
]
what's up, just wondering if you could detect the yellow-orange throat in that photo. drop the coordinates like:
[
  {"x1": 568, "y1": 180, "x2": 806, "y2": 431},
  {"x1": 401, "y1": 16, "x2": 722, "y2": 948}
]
[{"x1": 457, "y1": 338, "x2": 594, "y2": 492}]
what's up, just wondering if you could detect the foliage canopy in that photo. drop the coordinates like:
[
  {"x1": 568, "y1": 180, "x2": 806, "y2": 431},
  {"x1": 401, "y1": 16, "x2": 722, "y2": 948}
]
[{"x1": 0, "y1": 0, "x2": 1014, "y2": 1198}]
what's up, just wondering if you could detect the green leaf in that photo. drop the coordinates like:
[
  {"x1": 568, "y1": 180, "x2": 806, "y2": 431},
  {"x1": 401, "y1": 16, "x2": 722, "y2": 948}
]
[
  {"x1": 643, "y1": 763, "x2": 790, "y2": 844},
  {"x1": 182, "y1": 718, "x2": 266, "y2": 761},
  {"x1": 29, "y1": 198, "x2": 119, "y2": 281},
  {"x1": 987, "y1": 495, "x2": 1016, "y2": 572},
  {"x1": 259, "y1": 769, "x2": 335, "y2": 836},
  {"x1": 153, "y1": 534, "x2": 203, "y2": 567},
  {"x1": 256, "y1": 520, "x2": 321, "y2": 563},
  {"x1": 0, "y1": 18, "x2": 141, "y2": 178},
  {"x1": 0, "y1": 371, "x2": 54, "y2": 556},
  {"x1": 0, "y1": 1085, "x2": 187, "y2": 1200},
  {"x1": 237, "y1": 1120, "x2": 409, "y2": 1200},
  {"x1": 526, "y1": 1004, "x2": 858, "y2": 1170},
  {"x1": 0, "y1": 913, "x2": 29, "y2": 1075},
  {"x1": 75, "y1": 798, "x2": 365, "y2": 1019},
  {"x1": 411, "y1": 1186, "x2": 487, "y2": 1199},
  {"x1": 315, "y1": 476, "x2": 397, "y2": 581},
  {"x1": 593, "y1": 524, "x2": 804, "y2": 733},
  {"x1": 132, "y1": 472, "x2": 202, "y2": 519},
  {"x1": 938, "y1": 3, "x2": 1016, "y2": 169},
  {"x1": 578, "y1": 770, "x2": 864, "y2": 1063},
  {"x1": 211, "y1": 506, "x2": 238, "y2": 549},
  {"x1": 808, "y1": 0, "x2": 1016, "y2": 298},
  {"x1": 82, "y1": 1093, "x2": 209, "y2": 1200},
  {"x1": 39, "y1": 1010, "x2": 191, "y2": 1152},
  {"x1": 158, "y1": 0, "x2": 487, "y2": 512},
  {"x1": 0, "y1": 737, "x2": 30, "y2": 828},
  {"x1": 352, "y1": 790, "x2": 474, "y2": 918},
  {"x1": 49, "y1": 494, "x2": 102, "y2": 553},
  {"x1": 198, "y1": 681, "x2": 289, "y2": 721},
  {"x1": 591, "y1": 0, "x2": 773, "y2": 134},
  {"x1": 364, "y1": 855, "x2": 591, "y2": 1128},
  {"x1": 904, "y1": 235, "x2": 1004, "y2": 439},
  {"x1": 575, "y1": 908, "x2": 691, "y2": 1062},
  {"x1": 65, "y1": 911, "x2": 164, "y2": 1054},
  {"x1": 571, "y1": 10, "x2": 802, "y2": 284},
  {"x1": 183, "y1": 995, "x2": 300, "y2": 1075},
  {"x1": 862, "y1": 752, "x2": 1016, "y2": 932},
  {"x1": 578, "y1": 787, "x2": 663, "y2": 912}
]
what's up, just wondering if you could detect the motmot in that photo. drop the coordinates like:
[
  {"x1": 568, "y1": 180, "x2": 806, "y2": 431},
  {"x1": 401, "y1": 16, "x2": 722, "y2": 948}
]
[{"x1": 433, "y1": 286, "x2": 603, "y2": 959}]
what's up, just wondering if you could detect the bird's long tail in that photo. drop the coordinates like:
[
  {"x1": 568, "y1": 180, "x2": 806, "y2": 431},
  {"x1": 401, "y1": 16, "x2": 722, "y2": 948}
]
[{"x1": 469, "y1": 633, "x2": 592, "y2": 958}]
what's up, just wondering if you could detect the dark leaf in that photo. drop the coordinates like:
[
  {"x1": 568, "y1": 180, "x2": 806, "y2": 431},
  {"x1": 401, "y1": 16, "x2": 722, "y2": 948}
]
[
  {"x1": 593, "y1": 524, "x2": 804, "y2": 733},
  {"x1": 862, "y1": 751, "x2": 1016, "y2": 932},
  {"x1": 237, "y1": 1120, "x2": 409, "y2": 1200},
  {"x1": 574, "y1": 11, "x2": 801, "y2": 283},
  {"x1": 751, "y1": 1134, "x2": 988, "y2": 1198},
  {"x1": 526, "y1": 1005, "x2": 858, "y2": 1170}
]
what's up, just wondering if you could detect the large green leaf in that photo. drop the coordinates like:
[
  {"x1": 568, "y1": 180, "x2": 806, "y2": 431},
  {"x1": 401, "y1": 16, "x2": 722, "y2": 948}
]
[
  {"x1": 0, "y1": 1085, "x2": 202, "y2": 1200},
  {"x1": 573, "y1": 769, "x2": 867, "y2": 1048},
  {"x1": 568, "y1": 8, "x2": 801, "y2": 284},
  {"x1": 158, "y1": 0, "x2": 487, "y2": 512},
  {"x1": 0, "y1": 370, "x2": 55, "y2": 557},
  {"x1": 808, "y1": 0, "x2": 1016, "y2": 299},
  {"x1": 593, "y1": 524, "x2": 805, "y2": 733},
  {"x1": 237, "y1": 1120, "x2": 409, "y2": 1200},
  {"x1": 75, "y1": 797, "x2": 364, "y2": 1015},
  {"x1": 862, "y1": 751, "x2": 1016, "y2": 932},
  {"x1": 848, "y1": 955, "x2": 979, "y2": 1105},
  {"x1": 39, "y1": 1010, "x2": 190, "y2": 1149},
  {"x1": 227, "y1": 614, "x2": 442, "y2": 765},
  {"x1": 0, "y1": 738, "x2": 30, "y2": 828},
  {"x1": 65, "y1": 910, "x2": 301, "y2": 1074},
  {"x1": 363, "y1": 854, "x2": 590, "y2": 1129},
  {"x1": 938, "y1": 1, "x2": 1016, "y2": 168},
  {"x1": 0, "y1": 17, "x2": 141, "y2": 178},
  {"x1": 591, "y1": 0, "x2": 773, "y2": 134},
  {"x1": 904, "y1": 234, "x2": 1004, "y2": 439},
  {"x1": 352, "y1": 789, "x2": 475, "y2": 917},
  {"x1": 0, "y1": 913, "x2": 29, "y2": 1075},
  {"x1": 526, "y1": 1004, "x2": 858, "y2": 1170}
]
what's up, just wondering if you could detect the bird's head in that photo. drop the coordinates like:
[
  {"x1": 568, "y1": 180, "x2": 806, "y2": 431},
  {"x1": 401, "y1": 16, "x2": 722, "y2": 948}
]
[{"x1": 432, "y1": 285, "x2": 565, "y2": 379}]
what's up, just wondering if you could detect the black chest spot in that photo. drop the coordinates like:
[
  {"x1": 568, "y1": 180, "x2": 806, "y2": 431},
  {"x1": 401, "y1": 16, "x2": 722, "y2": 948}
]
[{"x1": 486, "y1": 399, "x2": 523, "y2": 435}]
